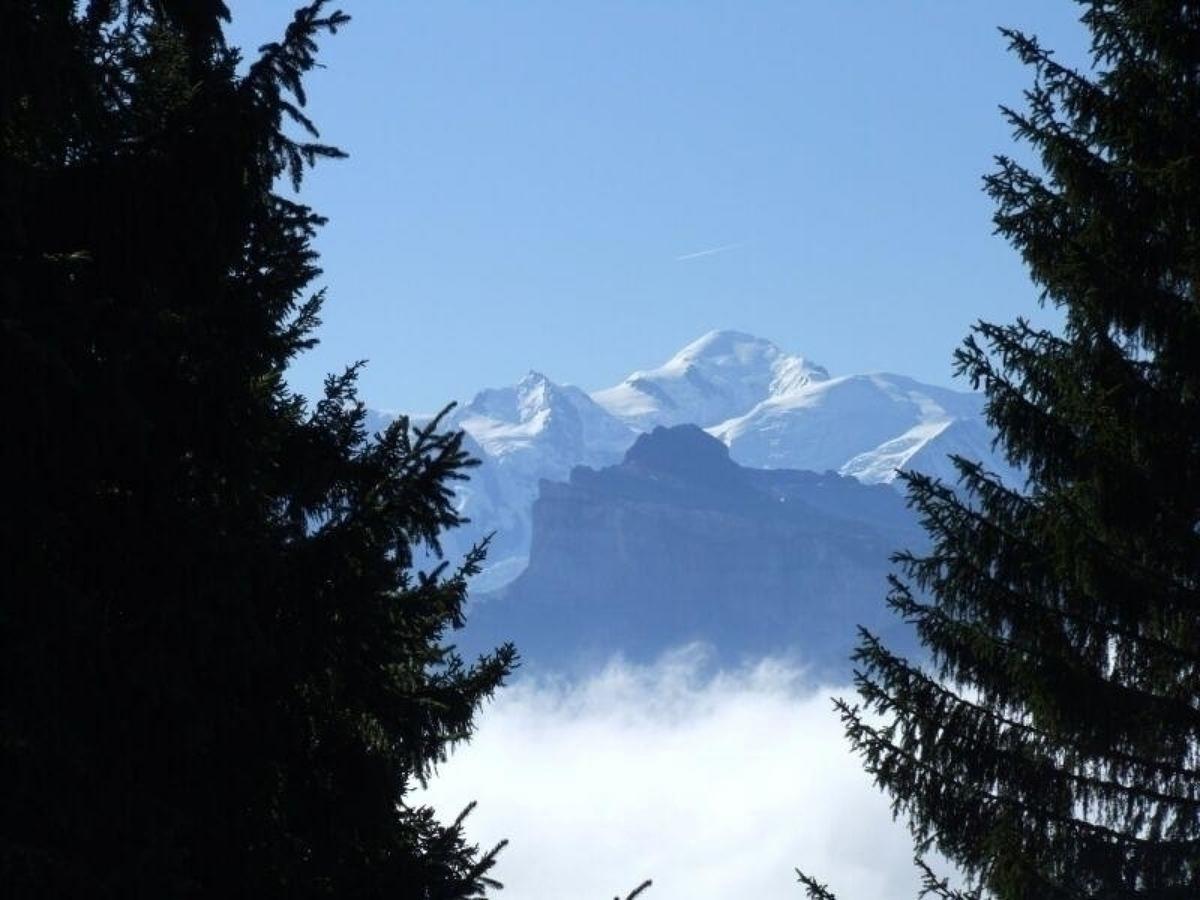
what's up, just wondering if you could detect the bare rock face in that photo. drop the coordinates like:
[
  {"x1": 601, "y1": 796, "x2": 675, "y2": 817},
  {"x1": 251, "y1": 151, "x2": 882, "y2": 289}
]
[{"x1": 459, "y1": 425, "x2": 925, "y2": 676}]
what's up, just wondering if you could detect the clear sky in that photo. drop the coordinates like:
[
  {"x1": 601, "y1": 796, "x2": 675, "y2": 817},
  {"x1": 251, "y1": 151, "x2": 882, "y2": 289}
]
[{"x1": 225, "y1": 2, "x2": 1091, "y2": 413}]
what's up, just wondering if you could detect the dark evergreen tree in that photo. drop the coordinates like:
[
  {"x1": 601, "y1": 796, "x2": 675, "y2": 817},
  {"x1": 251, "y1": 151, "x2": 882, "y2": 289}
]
[
  {"x1": 802, "y1": 2, "x2": 1200, "y2": 897},
  {"x1": 1, "y1": 2, "x2": 514, "y2": 896}
]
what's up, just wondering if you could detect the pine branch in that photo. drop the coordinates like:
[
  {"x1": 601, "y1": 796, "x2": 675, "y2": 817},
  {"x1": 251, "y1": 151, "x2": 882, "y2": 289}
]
[{"x1": 616, "y1": 878, "x2": 653, "y2": 900}]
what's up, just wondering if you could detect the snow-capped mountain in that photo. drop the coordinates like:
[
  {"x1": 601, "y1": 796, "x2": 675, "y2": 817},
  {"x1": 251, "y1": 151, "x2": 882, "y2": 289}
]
[
  {"x1": 424, "y1": 372, "x2": 636, "y2": 590},
  {"x1": 592, "y1": 330, "x2": 829, "y2": 429},
  {"x1": 382, "y1": 330, "x2": 1017, "y2": 589},
  {"x1": 708, "y1": 371, "x2": 1016, "y2": 480},
  {"x1": 841, "y1": 415, "x2": 1022, "y2": 487},
  {"x1": 458, "y1": 371, "x2": 635, "y2": 473}
]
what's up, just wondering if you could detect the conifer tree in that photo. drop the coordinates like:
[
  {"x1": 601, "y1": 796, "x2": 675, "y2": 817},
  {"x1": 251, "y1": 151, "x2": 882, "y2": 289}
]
[
  {"x1": 801, "y1": 2, "x2": 1200, "y2": 897},
  {"x1": 1, "y1": 2, "x2": 514, "y2": 896}
]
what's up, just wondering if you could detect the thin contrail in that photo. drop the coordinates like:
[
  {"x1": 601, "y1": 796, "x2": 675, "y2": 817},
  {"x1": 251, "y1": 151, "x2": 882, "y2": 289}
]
[{"x1": 675, "y1": 241, "x2": 744, "y2": 262}]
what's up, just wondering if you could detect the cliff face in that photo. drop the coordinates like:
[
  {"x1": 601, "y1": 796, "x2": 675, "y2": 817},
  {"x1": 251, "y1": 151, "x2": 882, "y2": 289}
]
[{"x1": 460, "y1": 425, "x2": 925, "y2": 675}]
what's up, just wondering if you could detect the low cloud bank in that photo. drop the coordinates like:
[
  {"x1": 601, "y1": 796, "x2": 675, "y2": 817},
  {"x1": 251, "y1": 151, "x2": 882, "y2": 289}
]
[{"x1": 419, "y1": 645, "x2": 926, "y2": 899}]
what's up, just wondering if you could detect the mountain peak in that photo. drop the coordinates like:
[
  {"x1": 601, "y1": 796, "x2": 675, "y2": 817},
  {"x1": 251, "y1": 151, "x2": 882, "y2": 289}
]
[
  {"x1": 666, "y1": 330, "x2": 782, "y2": 370},
  {"x1": 592, "y1": 330, "x2": 829, "y2": 430},
  {"x1": 518, "y1": 370, "x2": 552, "y2": 389},
  {"x1": 623, "y1": 424, "x2": 739, "y2": 482},
  {"x1": 393, "y1": 330, "x2": 1010, "y2": 593},
  {"x1": 464, "y1": 370, "x2": 562, "y2": 424}
]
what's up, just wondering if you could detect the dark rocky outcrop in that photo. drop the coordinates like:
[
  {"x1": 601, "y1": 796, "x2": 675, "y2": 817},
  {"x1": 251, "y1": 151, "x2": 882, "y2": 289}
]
[{"x1": 458, "y1": 425, "x2": 925, "y2": 676}]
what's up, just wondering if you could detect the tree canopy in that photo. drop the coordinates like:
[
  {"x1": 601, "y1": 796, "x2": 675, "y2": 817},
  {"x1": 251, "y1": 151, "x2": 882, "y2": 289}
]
[
  {"x1": 802, "y1": 2, "x2": 1200, "y2": 897},
  {"x1": 2, "y1": 2, "x2": 513, "y2": 896}
]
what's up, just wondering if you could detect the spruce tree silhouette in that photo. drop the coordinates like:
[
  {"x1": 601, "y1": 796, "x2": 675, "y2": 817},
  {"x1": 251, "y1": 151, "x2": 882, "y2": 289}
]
[
  {"x1": 2, "y1": 2, "x2": 514, "y2": 896},
  {"x1": 800, "y1": 3, "x2": 1200, "y2": 897}
]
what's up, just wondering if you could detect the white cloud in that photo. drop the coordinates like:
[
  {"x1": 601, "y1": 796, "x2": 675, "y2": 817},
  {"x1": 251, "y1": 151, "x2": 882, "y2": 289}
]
[{"x1": 419, "y1": 645, "x2": 928, "y2": 900}]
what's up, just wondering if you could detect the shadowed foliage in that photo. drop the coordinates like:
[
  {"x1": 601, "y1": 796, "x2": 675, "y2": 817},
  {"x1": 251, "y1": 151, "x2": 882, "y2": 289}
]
[
  {"x1": 801, "y1": 2, "x2": 1200, "y2": 897},
  {"x1": 1, "y1": 2, "x2": 514, "y2": 896}
]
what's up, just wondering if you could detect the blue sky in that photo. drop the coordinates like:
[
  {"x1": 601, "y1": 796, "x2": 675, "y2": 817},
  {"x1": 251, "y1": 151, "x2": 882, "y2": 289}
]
[{"x1": 226, "y1": 2, "x2": 1090, "y2": 413}]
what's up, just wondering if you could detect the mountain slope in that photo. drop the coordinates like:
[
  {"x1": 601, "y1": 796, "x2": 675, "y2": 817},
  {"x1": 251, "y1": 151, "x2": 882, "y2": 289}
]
[
  {"x1": 459, "y1": 426, "x2": 925, "y2": 674},
  {"x1": 433, "y1": 373, "x2": 636, "y2": 589},
  {"x1": 708, "y1": 371, "x2": 992, "y2": 482},
  {"x1": 381, "y1": 330, "x2": 1018, "y2": 588},
  {"x1": 841, "y1": 415, "x2": 1023, "y2": 486},
  {"x1": 591, "y1": 330, "x2": 830, "y2": 429}
]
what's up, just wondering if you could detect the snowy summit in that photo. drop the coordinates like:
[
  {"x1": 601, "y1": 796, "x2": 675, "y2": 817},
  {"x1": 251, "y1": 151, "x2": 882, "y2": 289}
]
[
  {"x1": 591, "y1": 330, "x2": 830, "y2": 430},
  {"x1": 379, "y1": 329, "x2": 1018, "y2": 589}
]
